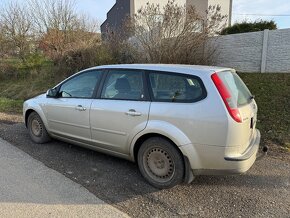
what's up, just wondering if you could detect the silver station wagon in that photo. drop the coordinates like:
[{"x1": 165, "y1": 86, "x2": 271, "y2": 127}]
[{"x1": 23, "y1": 64, "x2": 267, "y2": 188}]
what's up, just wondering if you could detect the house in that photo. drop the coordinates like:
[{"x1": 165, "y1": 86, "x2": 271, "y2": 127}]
[{"x1": 101, "y1": 0, "x2": 232, "y2": 38}]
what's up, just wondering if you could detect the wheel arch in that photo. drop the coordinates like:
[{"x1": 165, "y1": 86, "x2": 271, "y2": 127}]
[
  {"x1": 130, "y1": 121, "x2": 200, "y2": 183},
  {"x1": 24, "y1": 107, "x2": 49, "y2": 131},
  {"x1": 131, "y1": 132, "x2": 195, "y2": 184},
  {"x1": 130, "y1": 121, "x2": 192, "y2": 160},
  {"x1": 25, "y1": 109, "x2": 35, "y2": 127}
]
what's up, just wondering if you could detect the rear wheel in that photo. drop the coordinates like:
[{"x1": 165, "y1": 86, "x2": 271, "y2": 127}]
[
  {"x1": 137, "y1": 137, "x2": 184, "y2": 189},
  {"x1": 27, "y1": 112, "x2": 51, "y2": 144}
]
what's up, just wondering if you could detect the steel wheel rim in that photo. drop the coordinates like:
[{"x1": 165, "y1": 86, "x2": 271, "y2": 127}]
[
  {"x1": 31, "y1": 118, "x2": 42, "y2": 137},
  {"x1": 143, "y1": 147, "x2": 175, "y2": 183}
]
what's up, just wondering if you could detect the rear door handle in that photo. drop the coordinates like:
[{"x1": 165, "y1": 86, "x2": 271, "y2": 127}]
[
  {"x1": 75, "y1": 105, "x2": 86, "y2": 111},
  {"x1": 125, "y1": 109, "x2": 142, "y2": 116}
]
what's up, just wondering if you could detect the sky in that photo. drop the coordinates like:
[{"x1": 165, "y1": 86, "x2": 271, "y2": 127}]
[
  {"x1": 0, "y1": 0, "x2": 290, "y2": 29},
  {"x1": 232, "y1": 0, "x2": 290, "y2": 29}
]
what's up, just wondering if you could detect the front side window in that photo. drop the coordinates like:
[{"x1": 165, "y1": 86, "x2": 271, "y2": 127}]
[
  {"x1": 59, "y1": 71, "x2": 101, "y2": 98},
  {"x1": 101, "y1": 70, "x2": 144, "y2": 100},
  {"x1": 149, "y1": 72, "x2": 205, "y2": 102}
]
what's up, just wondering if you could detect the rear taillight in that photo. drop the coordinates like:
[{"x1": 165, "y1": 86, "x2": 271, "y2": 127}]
[{"x1": 211, "y1": 73, "x2": 242, "y2": 123}]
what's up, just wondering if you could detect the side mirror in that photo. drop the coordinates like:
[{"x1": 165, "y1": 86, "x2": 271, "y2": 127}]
[{"x1": 46, "y1": 88, "x2": 58, "y2": 98}]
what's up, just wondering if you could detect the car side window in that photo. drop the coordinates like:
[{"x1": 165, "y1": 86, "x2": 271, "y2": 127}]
[
  {"x1": 101, "y1": 70, "x2": 144, "y2": 100},
  {"x1": 149, "y1": 72, "x2": 205, "y2": 102},
  {"x1": 59, "y1": 71, "x2": 101, "y2": 98}
]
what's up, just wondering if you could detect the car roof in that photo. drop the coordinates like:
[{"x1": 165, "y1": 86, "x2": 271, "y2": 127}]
[{"x1": 89, "y1": 64, "x2": 232, "y2": 76}]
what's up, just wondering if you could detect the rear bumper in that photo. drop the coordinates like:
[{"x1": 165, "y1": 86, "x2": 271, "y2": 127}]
[
  {"x1": 180, "y1": 129, "x2": 266, "y2": 176},
  {"x1": 224, "y1": 129, "x2": 261, "y2": 161}
]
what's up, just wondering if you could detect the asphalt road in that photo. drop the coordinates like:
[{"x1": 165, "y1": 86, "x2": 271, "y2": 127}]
[{"x1": 0, "y1": 122, "x2": 289, "y2": 217}]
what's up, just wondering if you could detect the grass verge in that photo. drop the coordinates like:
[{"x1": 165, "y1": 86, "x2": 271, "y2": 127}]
[
  {"x1": 0, "y1": 98, "x2": 23, "y2": 114},
  {"x1": 239, "y1": 73, "x2": 289, "y2": 149}
]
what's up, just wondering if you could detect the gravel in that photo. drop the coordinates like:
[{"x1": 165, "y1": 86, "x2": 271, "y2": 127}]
[{"x1": 0, "y1": 120, "x2": 289, "y2": 218}]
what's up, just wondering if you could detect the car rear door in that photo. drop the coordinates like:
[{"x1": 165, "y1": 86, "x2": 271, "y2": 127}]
[{"x1": 90, "y1": 69, "x2": 150, "y2": 154}]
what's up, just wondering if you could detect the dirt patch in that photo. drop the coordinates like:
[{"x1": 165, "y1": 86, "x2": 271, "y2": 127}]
[
  {"x1": 266, "y1": 141, "x2": 290, "y2": 162},
  {"x1": 0, "y1": 112, "x2": 23, "y2": 124}
]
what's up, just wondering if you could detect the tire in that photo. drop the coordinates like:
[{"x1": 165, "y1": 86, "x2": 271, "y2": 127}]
[
  {"x1": 27, "y1": 112, "x2": 51, "y2": 144},
  {"x1": 137, "y1": 137, "x2": 184, "y2": 189}
]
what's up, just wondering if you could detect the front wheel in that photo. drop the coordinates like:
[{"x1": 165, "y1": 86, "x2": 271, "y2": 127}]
[
  {"x1": 27, "y1": 112, "x2": 51, "y2": 144},
  {"x1": 137, "y1": 137, "x2": 184, "y2": 189}
]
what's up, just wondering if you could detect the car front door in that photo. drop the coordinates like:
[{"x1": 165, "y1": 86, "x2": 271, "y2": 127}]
[
  {"x1": 90, "y1": 69, "x2": 150, "y2": 154},
  {"x1": 45, "y1": 70, "x2": 102, "y2": 141}
]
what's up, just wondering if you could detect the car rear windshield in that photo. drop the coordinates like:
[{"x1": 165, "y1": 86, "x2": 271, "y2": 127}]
[{"x1": 217, "y1": 71, "x2": 253, "y2": 107}]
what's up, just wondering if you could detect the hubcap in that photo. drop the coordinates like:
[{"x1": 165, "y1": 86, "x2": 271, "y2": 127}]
[
  {"x1": 31, "y1": 119, "x2": 42, "y2": 137},
  {"x1": 144, "y1": 147, "x2": 175, "y2": 182}
]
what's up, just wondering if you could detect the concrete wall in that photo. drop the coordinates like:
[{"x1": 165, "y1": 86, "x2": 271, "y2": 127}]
[
  {"x1": 266, "y1": 29, "x2": 290, "y2": 72},
  {"x1": 212, "y1": 28, "x2": 290, "y2": 73}
]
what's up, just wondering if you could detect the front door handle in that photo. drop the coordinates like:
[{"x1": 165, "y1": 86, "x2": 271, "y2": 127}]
[
  {"x1": 75, "y1": 105, "x2": 86, "y2": 111},
  {"x1": 125, "y1": 109, "x2": 142, "y2": 116}
]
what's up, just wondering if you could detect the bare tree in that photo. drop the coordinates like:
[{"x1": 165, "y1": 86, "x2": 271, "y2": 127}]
[
  {"x1": 0, "y1": 2, "x2": 34, "y2": 61},
  {"x1": 29, "y1": 0, "x2": 100, "y2": 59},
  {"x1": 125, "y1": 0, "x2": 227, "y2": 64},
  {"x1": 29, "y1": 0, "x2": 78, "y2": 34},
  {"x1": 0, "y1": 25, "x2": 6, "y2": 57}
]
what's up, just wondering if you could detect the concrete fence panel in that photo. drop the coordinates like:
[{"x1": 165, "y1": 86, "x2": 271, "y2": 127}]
[
  {"x1": 212, "y1": 28, "x2": 290, "y2": 73},
  {"x1": 266, "y1": 29, "x2": 290, "y2": 73}
]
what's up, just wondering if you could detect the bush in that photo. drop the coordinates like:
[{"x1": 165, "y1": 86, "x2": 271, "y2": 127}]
[
  {"x1": 55, "y1": 45, "x2": 114, "y2": 76},
  {"x1": 221, "y1": 20, "x2": 277, "y2": 35},
  {"x1": 0, "y1": 59, "x2": 21, "y2": 80},
  {"x1": 55, "y1": 41, "x2": 138, "y2": 77},
  {"x1": 20, "y1": 53, "x2": 47, "y2": 70},
  {"x1": 0, "y1": 53, "x2": 50, "y2": 80},
  {"x1": 16, "y1": 53, "x2": 50, "y2": 78}
]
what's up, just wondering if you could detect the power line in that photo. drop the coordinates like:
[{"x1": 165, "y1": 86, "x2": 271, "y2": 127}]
[{"x1": 235, "y1": 13, "x2": 290, "y2": 17}]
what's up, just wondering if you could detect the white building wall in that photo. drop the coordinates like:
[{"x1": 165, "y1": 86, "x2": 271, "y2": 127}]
[
  {"x1": 133, "y1": 0, "x2": 231, "y2": 26},
  {"x1": 133, "y1": 0, "x2": 187, "y2": 14},
  {"x1": 187, "y1": 0, "x2": 208, "y2": 18},
  {"x1": 209, "y1": 0, "x2": 231, "y2": 26},
  {"x1": 187, "y1": 0, "x2": 231, "y2": 26}
]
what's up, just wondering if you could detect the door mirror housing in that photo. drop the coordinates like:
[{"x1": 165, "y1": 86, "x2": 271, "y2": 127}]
[{"x1": 46, "y1": 88, "x2": 58, "y2": 98}]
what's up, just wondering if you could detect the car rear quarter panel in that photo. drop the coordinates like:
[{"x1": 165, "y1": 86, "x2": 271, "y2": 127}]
[
  {"x1": 148, "y1": 72, "x2": 229, "y2": 147},
  {"x1": 131, "y1": 71, "x2": 231, "y2": 170}
]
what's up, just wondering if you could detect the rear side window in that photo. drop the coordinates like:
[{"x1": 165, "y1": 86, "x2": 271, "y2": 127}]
[
  {"x1": 217, "y1": 71, "x2": 252, "y2": 107},
  {"x1": 101, "y1": 70, "x2": 144, "y2": 100},
  {"x1": 149, "y1": 72, "x2": 206, "y2": 102}
]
